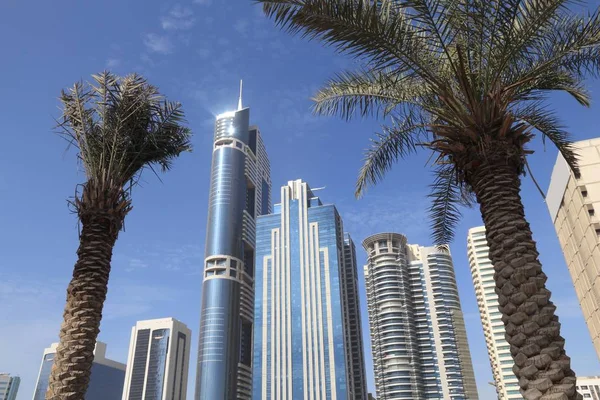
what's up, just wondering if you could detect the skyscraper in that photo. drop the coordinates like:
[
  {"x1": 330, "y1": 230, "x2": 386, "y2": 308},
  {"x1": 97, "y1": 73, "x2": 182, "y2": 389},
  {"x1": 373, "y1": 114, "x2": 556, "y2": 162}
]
[
  {"x1": 122, "y1": 318, "x2": 191, "y2": 400},
  {"x1": 343, "y1": 234, "x2": 369, "y2": 400},
  {"x1": 33, "y1": 341, "x2": 125, "y2": 400},
  {"x1": 363, "y1": 233, "x2": 478, "y2": 400},
  {"x1": 195, "y1": 85, "x2": 271, "y2": 400},
  {"x1": 252, "y1": 179, "x2": 367, "y2": 399},
  {"x1": 546, "y1": 138, "x2": 600, "y2": 359},
  {"x1": 0, "y1": 374, "x2": 19, "y2": 400},
  {"x1": 468, "y1": 226, "x2": 522, "y2": 399}
]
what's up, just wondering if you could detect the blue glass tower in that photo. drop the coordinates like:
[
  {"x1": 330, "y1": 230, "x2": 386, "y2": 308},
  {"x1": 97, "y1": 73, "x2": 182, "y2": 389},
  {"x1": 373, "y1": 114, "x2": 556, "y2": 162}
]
[
  {"x1": 33, "y1": 342, "x2": 125, "y2": 400},
  {"x1": 195, "y1": 87, "x2": 271, "y2": 400},
  {"x1": 252, "y1": 180, "x2": 367, "y2": 399}
]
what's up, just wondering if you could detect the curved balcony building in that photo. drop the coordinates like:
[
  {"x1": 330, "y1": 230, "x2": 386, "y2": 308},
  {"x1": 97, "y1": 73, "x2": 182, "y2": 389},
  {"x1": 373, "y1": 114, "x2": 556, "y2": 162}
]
[{"x1": 363, "y1": 233, "x2": 478, "y2": 400}]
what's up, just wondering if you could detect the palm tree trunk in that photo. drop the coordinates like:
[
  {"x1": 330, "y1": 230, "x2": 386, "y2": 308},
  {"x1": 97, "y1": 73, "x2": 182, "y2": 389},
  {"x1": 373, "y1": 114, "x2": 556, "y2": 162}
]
[
  {"x1": 46, "y1": 215, "x2": 119, "y2": 400},
  {"x1": 470, "y1": 162, "x2": 581, "y2": 400}
]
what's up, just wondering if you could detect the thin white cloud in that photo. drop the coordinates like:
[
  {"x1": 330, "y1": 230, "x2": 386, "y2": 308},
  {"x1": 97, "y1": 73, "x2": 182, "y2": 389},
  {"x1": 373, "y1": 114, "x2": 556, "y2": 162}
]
[
  {"x1": 197, "y1": 47, "x2": 211, "y2": 59},
  {"x1": 193, "y1": 0, "x2": 212, "y2": 5},
  {"x1": 161, "y1": 5, "x2": 196, "y2": 31},
  {"x1": 106, "y1": 58, "x2": 120, "y2": 68},
  {"x1": 234, "y1": 19, "x2": 249, "y2": 35},
  {"x1": 143, "y1": 33, "x2": 173, "y2": 54},
  {"x1": 125, "y1": 258, "x2": 148, "y2": 272},
  {"x1": 338, "y1": 193, "x2": 430, "y2": 245}
]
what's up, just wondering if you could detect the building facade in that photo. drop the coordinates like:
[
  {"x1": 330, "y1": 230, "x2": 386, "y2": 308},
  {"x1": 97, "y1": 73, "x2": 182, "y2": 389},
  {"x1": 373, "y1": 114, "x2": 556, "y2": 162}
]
[
  {"x1": 343, "y1": 234, "x2": 369, "y2": 400},
  {"x1": 122, "y1": 318, "x2": 191, "y2": 400},
  {"x1": 195, "y1": 95, "x2": 271, "y2": 400},
  {"x1": 467, "y1": 226, "x2": 522, "y2": 399},
  {"x1": 547, "y1": 138, "x2": 600, "y2": 358},
  {"x1": 33, "y1": 342, "x2": 125, "y2": 400},
  {"x1": 363, "y1": 233, "x2": 478, "y2": 400},
  {"x1": 0, "y1": 374, "x2": 19, "y2": 400},
  {"x1": 576, "y1": 376, "x2": 600, "y2": 399},
  {"x1": 252, "y1": 179, "x2": 367, "y2": 399}
]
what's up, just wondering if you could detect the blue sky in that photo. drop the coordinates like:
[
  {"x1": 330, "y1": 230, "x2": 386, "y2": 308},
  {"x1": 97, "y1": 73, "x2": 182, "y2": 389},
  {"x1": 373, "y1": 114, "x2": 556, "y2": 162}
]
[{"x1": 1, "y1": 1, "x2": 600, "y2": 399}]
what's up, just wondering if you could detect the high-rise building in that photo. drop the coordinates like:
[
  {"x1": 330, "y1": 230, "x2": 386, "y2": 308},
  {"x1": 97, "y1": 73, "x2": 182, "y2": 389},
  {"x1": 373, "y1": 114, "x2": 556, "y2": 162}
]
[
  {"x1": 467, "y1": 226, "x2": 522, "y2": 399},
  {"x1": 343, "y1": 233, "x2": 369, "y2": 400},
  {"x1": 576, "y1": 376, "x2": 600, "y2": 398},
  {"x1": 195, "y1": 85, "x2": 271, "y2": 400},
  {"x1": 122, "y1": 318, "x2": 191, "y2": 400},
  {"x1": 0, "y1": 374, "x2": 19, "y2": 400},
  {"x1": 252, "y1": 179, "x2": 367, "y2": 399},
  {"x1": 547, "y1": 138, "x2": 600, "y2": 359},
  {"x1": 33, "y1": 341, "x2": 125, "y2": 400},
  {"x1": 363, "y1": 233, "x2": 478, "y2": 400}
]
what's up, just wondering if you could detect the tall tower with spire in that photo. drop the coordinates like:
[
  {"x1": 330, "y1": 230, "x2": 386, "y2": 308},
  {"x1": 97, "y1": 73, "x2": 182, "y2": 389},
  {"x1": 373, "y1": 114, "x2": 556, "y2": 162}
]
[{"x1": 195, "y1": 84, "x2": 271, "y2": 400}]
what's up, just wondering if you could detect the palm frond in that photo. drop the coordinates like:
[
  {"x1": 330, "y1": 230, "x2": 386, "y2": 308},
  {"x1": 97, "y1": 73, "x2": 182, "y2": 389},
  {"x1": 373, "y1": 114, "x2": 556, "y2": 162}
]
[
  {"x1": 491, "y1": 0, "x2": 575, "y2": 82},
  {"x1": 312, "y1": 69, "x2": 427, "y2": 119},
  {"x1": 510, "y1": 70, "x2": 591, "y2": 106},
  {"x1": 428, "y1": 163, "x2": 473, "y2": 245},
  {"x1": 57, "y1": 72, "x2": 192, "y2": 202},
  {"x1": 504, "y1": 10, "x2": 600, "y2": 95},
  {"x1": 260, "y1": 0, "x2": 446, "y2": 86},
  {"x1": 513, "y1": 103, "x2": 578, "y2": 172},
  {"x1": 356, "y1": 111, "x2": 429, "y2": 198},
  {"x1": 399, "y1": 0, "x2": 463, "y2": 75}
]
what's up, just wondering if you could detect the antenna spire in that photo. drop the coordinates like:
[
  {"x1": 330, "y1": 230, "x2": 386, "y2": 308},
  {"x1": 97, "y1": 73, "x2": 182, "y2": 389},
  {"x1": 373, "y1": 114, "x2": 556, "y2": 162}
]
[{"x1": 237, "y1": 80, "x2": 243, "y2": 110}]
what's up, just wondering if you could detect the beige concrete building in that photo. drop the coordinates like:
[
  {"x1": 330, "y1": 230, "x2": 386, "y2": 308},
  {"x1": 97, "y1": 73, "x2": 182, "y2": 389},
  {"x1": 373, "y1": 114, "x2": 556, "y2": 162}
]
[
  {"x1": 468, "y1": 226, "x2": 522, "y2": 399},
  {"x1": 547, "y1": 138, "x2": 600, "y2": 359}
]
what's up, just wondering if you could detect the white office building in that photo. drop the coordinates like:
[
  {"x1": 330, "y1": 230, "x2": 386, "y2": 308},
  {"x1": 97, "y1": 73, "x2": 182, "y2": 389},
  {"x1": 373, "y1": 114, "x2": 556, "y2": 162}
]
[
  {"x1": 576, "y1": 376, "x2": 600, "y2": 399},
  {"x1": 467, "y1": 226, "x2": 522, "y2": 399},
  {"x1": 122, "y1": 318, "x2": 191, "y2": 400},
  {"x1": 363, "y1": 233, "x2": 478, "y2": 400},
  {"x1": 0, "y1": 374, "x2": 19, "y2": 400}
]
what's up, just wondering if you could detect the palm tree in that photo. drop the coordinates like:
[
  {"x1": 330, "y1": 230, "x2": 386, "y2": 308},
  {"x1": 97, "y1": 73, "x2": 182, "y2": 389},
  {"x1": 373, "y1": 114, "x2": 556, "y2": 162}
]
[
  {"x1": 259, "y1": 1, "x2": 600, "y2": 398},
  {"x1": 46, "y1": 72, "x2": 192, "y2": 400}
]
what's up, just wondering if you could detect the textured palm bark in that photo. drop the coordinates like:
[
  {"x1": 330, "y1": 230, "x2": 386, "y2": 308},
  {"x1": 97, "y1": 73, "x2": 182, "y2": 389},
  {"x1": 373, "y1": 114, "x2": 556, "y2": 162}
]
[
  {"x1": 45, "y1": 215, "x2": 119, "y2": 400},
  {"x1": 470, "y1": 163, "x2": 580, "y2": 400}
]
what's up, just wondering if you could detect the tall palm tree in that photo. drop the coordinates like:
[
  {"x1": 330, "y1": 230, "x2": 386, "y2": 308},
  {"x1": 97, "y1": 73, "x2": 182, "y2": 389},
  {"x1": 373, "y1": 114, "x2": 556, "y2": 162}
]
[
  {"x1": 259, "y1": 1, "x2": 600, "y2": 398},
  {"x1": 46, "y1": 72, "x2": 192, "y2": 400}
]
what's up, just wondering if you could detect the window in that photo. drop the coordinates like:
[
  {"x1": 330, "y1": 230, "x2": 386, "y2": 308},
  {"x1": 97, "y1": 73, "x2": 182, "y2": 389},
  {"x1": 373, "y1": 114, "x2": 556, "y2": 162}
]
[
  {"x1": 582, "y1": 190, "x2": 588, "y2": 198},
  {"x1": 582, "y1": 386, "x2": 589, "y2": 390},
  {"x1": 575, "y1": 171, "x2": 582, "y2": 179},
  {"x1": 588, "y1": 207, "x2": 595, "y2": 217},
  {"x1": 584, "y1": 394, "x2": 591, "y2": 398}
]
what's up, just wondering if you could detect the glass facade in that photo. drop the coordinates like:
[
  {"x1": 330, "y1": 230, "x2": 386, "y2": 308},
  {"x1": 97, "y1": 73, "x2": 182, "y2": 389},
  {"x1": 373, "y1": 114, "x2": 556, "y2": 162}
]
[
  {"x1": 196, "y1": 107, "x2": 271, "y2": 400},
  {"x1": 128, "y1": 329, "x2": 151, "y2": 400},
  {"x1": 33, "y1": 354, "x2": 54, "y2": 400},
  {"x1": 145, "y1": 329, "x2": 171, "y2": 400},
  {"x1": 33, "y1": 350, "x2": 124, "y2": 400},
  {"x1": 252, "y1": 180, "x2": 366, "y2": 399},
  {"x1": 342, "y1": 235, "x2": 369, "y2": 400}
]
